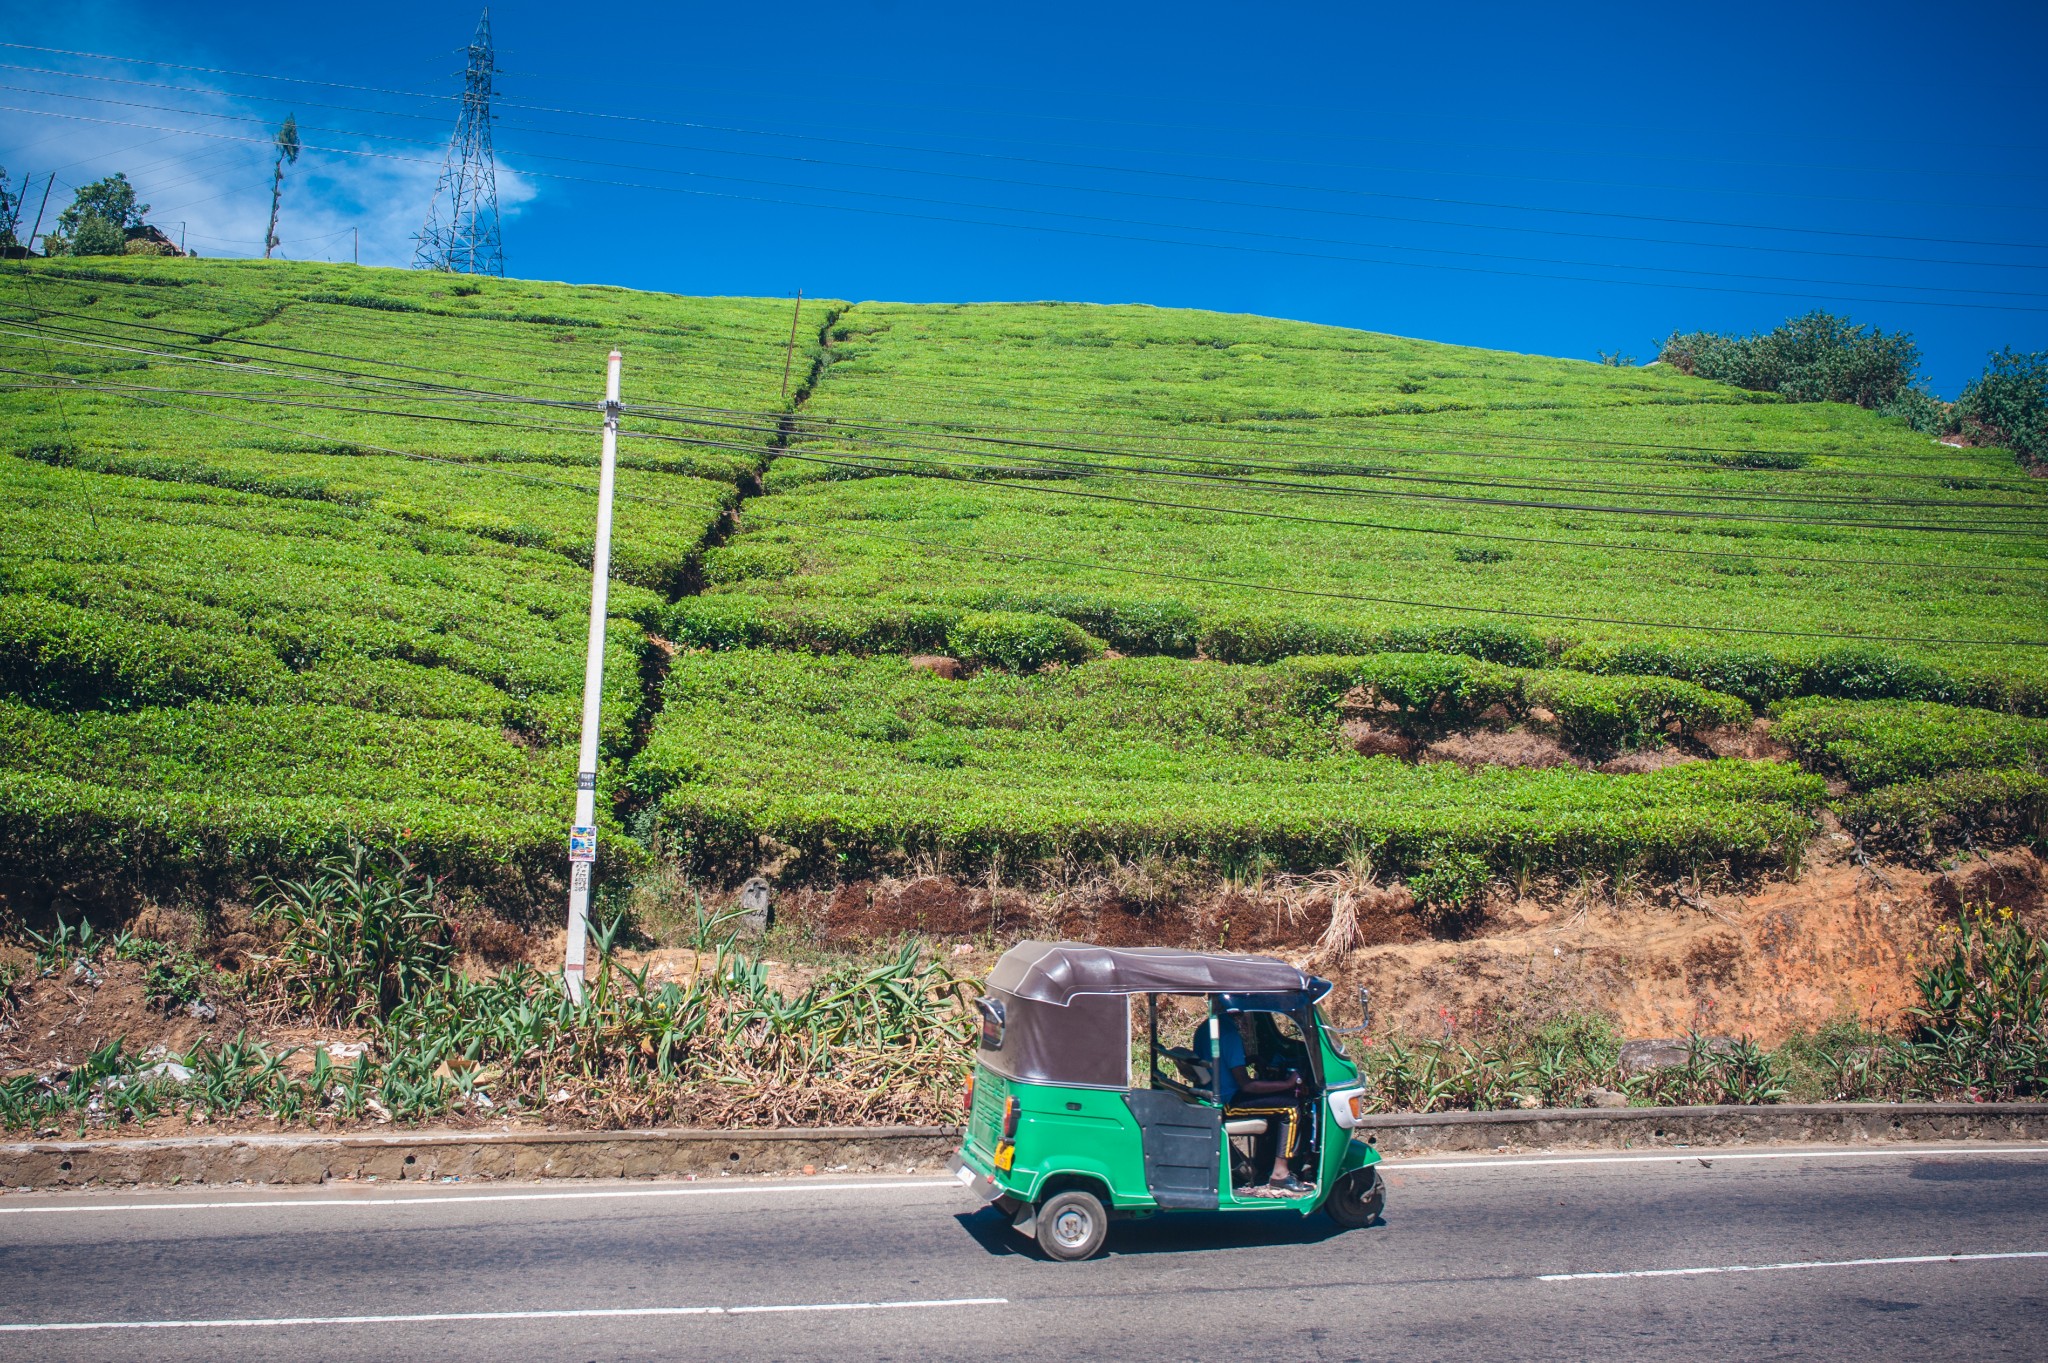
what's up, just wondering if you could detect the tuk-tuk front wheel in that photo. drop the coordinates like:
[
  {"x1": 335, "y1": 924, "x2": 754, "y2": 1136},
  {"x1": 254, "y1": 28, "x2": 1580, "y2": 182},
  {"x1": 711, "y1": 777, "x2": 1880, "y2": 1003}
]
[
  {"x1": 1034, "y1": 1189, "x2": 1109, "y2": 1262},
  {"x1": 1325, "y1": 1167, "x2": 1385, "y2": 1230}
]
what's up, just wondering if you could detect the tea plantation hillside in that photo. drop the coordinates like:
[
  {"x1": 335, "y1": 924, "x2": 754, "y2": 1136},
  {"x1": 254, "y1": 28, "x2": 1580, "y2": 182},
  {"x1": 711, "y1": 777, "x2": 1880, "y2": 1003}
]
[
  {"x1": 0, "y1": 258, "x2": 836, "y2": 902},
  {"x1": 3, "y1": 260, "x2": 2044, "y2": 910}
]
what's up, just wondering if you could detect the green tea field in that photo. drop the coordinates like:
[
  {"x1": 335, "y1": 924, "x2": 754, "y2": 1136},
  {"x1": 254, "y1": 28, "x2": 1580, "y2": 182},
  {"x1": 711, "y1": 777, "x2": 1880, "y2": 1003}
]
[{"x1": 3, "y1": 259, "x2": 2044, "y2": 913}]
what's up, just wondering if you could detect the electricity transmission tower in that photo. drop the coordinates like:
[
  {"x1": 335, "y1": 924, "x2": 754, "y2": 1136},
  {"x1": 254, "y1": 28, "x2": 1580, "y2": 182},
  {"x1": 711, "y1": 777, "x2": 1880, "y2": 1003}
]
[{"x1": 414, "y1": 10, "x2": 504, "y2": 275}]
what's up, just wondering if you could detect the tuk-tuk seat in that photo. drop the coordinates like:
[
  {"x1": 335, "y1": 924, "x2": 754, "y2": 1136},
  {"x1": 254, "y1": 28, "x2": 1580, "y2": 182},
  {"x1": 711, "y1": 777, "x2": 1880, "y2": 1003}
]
[{"x1": 1222, "y1": 1117, "x2": 1269, "y2": 1136}]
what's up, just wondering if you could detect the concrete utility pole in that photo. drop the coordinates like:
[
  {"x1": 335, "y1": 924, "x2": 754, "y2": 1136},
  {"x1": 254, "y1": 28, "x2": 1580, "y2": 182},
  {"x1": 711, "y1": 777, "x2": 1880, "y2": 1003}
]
[
  {"x1": 780, "y1": 289, "x2": 804, "y2": 403},
  {"x1": 562, "y1": 349, "x2": 623, "y2": 1004}
]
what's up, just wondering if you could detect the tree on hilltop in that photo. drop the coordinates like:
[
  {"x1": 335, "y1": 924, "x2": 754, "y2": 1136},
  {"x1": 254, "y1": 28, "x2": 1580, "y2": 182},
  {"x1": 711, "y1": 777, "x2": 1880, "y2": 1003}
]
[
  {"x1": 265, "y1": 114, "x2": 301, "y2": 259},
  {"x1": 47, "y1": 173, "x2": 150, "y2": 256}
]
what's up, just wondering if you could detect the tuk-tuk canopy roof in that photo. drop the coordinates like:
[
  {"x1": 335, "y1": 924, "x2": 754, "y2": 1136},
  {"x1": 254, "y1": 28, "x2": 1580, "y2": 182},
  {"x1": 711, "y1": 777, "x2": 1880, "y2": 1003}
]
[{"x1": 987, "y1": 941, "x2": 1316, "y2": 1008}]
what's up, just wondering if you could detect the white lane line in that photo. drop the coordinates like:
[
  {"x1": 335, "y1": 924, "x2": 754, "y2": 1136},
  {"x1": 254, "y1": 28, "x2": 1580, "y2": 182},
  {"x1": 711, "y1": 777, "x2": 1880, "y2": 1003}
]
[
  {"x1": 1540, "y1": 1250, "x2": 2048, "y2": 1282},
  {"x1": 0, "y1": 1178, "x2": 959, "y2": 1216},
  {"x1": 1395, "y1": 1144, "x2": 2048, "y2": 1172},
  {"x1": 0, "y1": 1296, "x2": 1008, "y2": 1333}
]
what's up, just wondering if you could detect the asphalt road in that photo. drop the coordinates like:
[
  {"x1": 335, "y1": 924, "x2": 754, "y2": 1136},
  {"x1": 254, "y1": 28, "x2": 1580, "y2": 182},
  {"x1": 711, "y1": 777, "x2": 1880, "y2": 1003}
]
[{"x1": 3, "y1": 1143, "x2": 2046, "y2": 1361}]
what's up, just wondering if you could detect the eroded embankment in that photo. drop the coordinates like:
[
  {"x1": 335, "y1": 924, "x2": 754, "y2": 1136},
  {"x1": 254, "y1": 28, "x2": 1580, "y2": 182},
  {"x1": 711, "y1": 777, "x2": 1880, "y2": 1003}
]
[{"x1": 754, "y1": 839, "x2": 2048, "y2": 1046}]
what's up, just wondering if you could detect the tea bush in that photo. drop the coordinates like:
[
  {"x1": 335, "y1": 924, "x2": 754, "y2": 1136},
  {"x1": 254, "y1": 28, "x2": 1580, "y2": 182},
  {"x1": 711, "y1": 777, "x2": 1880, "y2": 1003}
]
[{"x1": 947, "y1": 610, "x2": 1102, "y2": 672}]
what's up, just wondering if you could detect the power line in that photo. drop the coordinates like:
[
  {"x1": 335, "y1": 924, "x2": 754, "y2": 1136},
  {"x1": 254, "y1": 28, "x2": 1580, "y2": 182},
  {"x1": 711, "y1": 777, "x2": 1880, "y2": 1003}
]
[
  {"x1": 16, "y1": 82, "x2": 2048, "y2": 303},
  {"x1": 16, "y1": 70, "x2": 2048, "y2": 277},
  {"x1": 18, "y1": 316, "x2": 2031, "y2": 531},
  {"x1": 15, "y1": 104, "x2": 2048, "y2": 317},
  {"x1": 11, "y1": 41, "x2": 2048, "y2": 227}
]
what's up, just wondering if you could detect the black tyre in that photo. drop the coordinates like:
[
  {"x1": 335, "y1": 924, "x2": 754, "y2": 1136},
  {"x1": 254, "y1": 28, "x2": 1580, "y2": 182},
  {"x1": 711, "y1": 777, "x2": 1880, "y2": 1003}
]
[
  {"x1": 1034, "y1": 1189, "x2": 1109, "y2": 1261},
  {"x1": 1324, "y1": 1166, "x2": 1385, "y2": 1229}
]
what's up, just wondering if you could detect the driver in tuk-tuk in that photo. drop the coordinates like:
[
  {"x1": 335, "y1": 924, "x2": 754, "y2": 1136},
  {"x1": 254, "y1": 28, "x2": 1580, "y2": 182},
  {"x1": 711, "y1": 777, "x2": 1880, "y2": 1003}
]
[{"x1": 1197, "y1": 995, "x2": 1312, "y2": 1195}]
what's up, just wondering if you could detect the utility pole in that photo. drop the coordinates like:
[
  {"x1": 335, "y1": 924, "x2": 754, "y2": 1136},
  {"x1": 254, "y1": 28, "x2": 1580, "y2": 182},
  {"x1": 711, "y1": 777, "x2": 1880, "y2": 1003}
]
[
  {"x1": 562, "y1": 349, "x2": 623, "y2": 1005},
  {"x1": 780, "y1": 288, "x2": 804, "y2": 403},
  {"x1": 352, "y1": 226, "x2": 359, "y2": 265},
  {"x1": 415, "y1": 9, "x2": 506, "y2": 275},
  {"x1": 25, "y1": 174, "x2": 54, "y2": 256}
]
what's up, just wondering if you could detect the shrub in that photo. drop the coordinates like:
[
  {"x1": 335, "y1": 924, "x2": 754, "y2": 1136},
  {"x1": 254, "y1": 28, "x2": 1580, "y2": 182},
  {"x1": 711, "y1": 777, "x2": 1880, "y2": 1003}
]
[
  {"x1": 989, "y1": 592, "x2": 1202, "y2": 657},
  {"x1": 1408, "y1": 842, "x2": 1490, "y2": 924},
  {"x1": 1562, "y1": 642, "x2": 1796, "y2": 707},
  {"x1": 1528, "y1": 672, "x2": 1749, "y2": 755},
  {"x1": 1658, "y1": 310, "x2": 1925, "y2": 411},
  {"x1": 0, "y1": 594, "x2": 294, "y2": 710},
  {"x1": 1775, "y1": 699, "x2": 2048, "y2": 788},
  {"x1": 947, "y1": 611, "x2": 1101, "y2": 672},
  {"x1": 1839, "y1": 769, "x2": 2048, "y2": 852},
  {"x1": 700, "y1": 544, "x2": 797, "y2": 584},
  {"x1": 1799, "y1": 647, "x2": 1961, "y2": 704},
  {"x1": 1952, "y1": 348, "x2": 2048, "y2": 465},
  {"x1": 1200, "y1": 617, "x2": 1546, "y2": 668},
  {"x1": 1280, "y1": 652, "x2": 1522, "y2": 734}
]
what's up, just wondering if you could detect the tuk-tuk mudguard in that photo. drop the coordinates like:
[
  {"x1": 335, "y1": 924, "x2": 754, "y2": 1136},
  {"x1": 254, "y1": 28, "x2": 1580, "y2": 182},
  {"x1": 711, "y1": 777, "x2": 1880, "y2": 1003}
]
[{"x1": 1338, "y1": 1137, "x2": 1384, "y2": 1174}]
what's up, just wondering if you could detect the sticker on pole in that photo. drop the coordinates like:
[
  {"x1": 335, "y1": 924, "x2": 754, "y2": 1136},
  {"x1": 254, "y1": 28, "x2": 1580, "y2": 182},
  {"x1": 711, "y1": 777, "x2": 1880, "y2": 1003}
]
[
  {"x1": 569, "y1": 825, "x2": 598, "y2": 863},
  {"x1": 571, "y1": 862, "x2": 591, "y2": 891}
]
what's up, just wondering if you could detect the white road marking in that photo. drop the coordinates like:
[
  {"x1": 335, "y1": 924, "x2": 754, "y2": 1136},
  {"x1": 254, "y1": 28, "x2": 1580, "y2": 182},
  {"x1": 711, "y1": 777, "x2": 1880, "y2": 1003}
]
[
  {"x1": 1540, "y1": 1250, "x2": 2048, "y2": 1282},
  {"x1": 0, "y1": 1178, "x2": 959, "y2": 1216},
  {"x1": 0, "y1": 1296, "x2": 1008, "y2": 1333},
  {"x1": 1394, "y1": 1144, "x2": 2048, "y2": 1172}
]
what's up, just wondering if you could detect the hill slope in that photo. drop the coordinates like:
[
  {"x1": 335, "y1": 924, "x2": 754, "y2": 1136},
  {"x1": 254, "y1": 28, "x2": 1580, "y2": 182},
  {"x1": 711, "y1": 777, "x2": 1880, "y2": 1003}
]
[{"x1": 2, "y1": 262, "x2": 2042, "y2": 909}]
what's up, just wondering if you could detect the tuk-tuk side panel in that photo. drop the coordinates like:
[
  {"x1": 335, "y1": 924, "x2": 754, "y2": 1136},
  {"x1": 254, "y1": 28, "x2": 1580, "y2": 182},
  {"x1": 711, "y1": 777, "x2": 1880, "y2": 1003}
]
[{"x1": 978, "y1": 1075, "x2": 1155, "y2": 1208}]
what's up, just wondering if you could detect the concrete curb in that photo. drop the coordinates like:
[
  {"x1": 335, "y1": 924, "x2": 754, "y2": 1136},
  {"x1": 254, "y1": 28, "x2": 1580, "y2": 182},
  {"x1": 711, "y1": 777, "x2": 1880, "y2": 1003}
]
[
  {"x1": 5, "y1": 1104, "x2": 2046, "y2": 1189},
  {"x1": 0, "y1": 1125, "x2": 961, "y2": 1189},
  {"x1": 1356, "y1": 1102, "x2": 2048, "y2": 1155}
]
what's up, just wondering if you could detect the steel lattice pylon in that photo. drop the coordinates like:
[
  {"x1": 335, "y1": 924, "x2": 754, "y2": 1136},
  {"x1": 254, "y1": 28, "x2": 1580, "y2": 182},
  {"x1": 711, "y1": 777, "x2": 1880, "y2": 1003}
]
[{"x1": 414, "y1": 9, "x2": 504, "y2": 275}]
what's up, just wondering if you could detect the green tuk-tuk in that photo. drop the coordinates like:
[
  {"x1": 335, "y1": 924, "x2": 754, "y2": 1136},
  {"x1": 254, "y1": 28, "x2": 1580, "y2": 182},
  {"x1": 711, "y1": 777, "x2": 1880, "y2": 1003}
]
[{"x1": 949, "y1": 941, "x2": 1385, "y2": 1261}]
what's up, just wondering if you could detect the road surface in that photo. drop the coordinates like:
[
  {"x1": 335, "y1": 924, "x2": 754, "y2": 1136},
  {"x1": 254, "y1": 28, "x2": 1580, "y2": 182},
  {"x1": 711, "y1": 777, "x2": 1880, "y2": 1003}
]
[{"x1": 3, "y1": 1142, "x2": 2045, "y2": 1360}]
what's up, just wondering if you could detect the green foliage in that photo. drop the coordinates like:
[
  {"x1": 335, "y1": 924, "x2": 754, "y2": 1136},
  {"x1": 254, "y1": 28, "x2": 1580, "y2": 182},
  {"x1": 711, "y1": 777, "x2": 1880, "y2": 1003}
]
[
  {"x1": 56, "y1": 173, "x2": 150, "y2": 234},
  {"x1": 634, "y1": 650, "x2": 1820, "y2": 882},
  {"x1": 701, "y1": 543, "x2": 798, "y2": 584},
  {"x1": 1409, "y1": 843, "x2": 1490, "y2": 923},
  {"x1": 255, "y1": 845, "x2": 456, "y2": 1025},
  {"x1": 1527, "y1": 672, "x2": 1749, "y2": 754},
  {"x1": 1954, "y1": 348, "x2": 2048, "y2": 464},
  {"x1": 1280, "y1": 652, "x2": 1522, "y2": 733},
  {"x1": 1776, "y1": 698, "x2": 2048, "y2": 788},
  {"x1": 947, "y1": 610, "x2": 1101, "y2": 672},
  {"x1": 1658, "y1": 310, "x2": 1925, "y2": 410},
  {"x1": 1838, "y1": 768, "x2": 2048, "y2": 852},
  {"x1": 1906, "y1": 906, "x2": 2048, "y2": 1099}
]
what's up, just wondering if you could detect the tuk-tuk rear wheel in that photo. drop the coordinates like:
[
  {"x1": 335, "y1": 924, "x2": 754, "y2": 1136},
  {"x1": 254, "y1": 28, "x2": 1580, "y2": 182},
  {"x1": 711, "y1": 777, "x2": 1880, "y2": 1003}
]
[
  {"x1": 1034, "y1": 1189, "x2": 1109, "y2": 1262},
  {"x1": 1324, "y1": 1166, "x2": 1385, "y2": 1230}
]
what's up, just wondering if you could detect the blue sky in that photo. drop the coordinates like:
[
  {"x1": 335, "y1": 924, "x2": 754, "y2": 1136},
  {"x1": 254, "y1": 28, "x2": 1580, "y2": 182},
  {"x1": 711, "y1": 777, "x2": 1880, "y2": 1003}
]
[{"x1": 4, "y1": 0, "x2": 2044, "y2": 394}]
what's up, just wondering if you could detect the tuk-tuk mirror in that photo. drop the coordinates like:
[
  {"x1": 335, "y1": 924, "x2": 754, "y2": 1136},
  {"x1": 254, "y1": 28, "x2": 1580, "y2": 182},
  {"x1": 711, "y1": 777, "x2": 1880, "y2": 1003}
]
[{"x1": 976, "y1": 997, "x2": 1006, "y2": 1049}]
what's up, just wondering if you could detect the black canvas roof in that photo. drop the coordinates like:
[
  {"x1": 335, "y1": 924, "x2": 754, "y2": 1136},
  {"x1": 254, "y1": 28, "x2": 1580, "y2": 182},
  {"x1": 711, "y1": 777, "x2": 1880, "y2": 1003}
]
[{"x1": 986, "y1": 940, "x2": 1315, "y2": 1007}]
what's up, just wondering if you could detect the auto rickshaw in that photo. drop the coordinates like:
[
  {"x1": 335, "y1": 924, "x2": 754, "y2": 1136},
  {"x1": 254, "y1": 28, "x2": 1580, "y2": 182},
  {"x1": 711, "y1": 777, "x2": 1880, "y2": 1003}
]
[{"x1": 949, "y1": 941, "x2": 1385, "y2": 1261}]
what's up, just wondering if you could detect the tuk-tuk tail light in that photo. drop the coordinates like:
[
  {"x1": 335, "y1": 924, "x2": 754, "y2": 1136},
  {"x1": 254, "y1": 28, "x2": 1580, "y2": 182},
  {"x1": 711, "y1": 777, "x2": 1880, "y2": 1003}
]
[
  {"x1": 1001, "y1": 1095, "x2": 1021, "y2": 1140},
  {"x1": 962, "y1": 1074, "x2": 975, "y2": 1117}
]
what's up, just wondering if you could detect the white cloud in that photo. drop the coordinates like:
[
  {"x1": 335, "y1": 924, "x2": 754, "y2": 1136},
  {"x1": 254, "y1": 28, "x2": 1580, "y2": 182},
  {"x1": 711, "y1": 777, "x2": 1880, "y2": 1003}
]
[{"x1": 0, "y1": 15, "x2": 538, "y2": 269}]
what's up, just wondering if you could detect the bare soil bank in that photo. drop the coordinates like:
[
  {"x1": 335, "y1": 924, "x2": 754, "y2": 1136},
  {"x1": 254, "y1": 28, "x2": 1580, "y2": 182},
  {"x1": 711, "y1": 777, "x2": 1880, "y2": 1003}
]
[{"x1": 761, "y1": 835, "x2": 2047, "y2": 1046}]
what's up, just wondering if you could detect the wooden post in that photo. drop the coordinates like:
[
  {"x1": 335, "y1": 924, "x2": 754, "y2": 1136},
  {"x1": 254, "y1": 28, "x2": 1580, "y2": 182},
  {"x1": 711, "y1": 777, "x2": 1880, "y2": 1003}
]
[{"x1": 780, "y1": 288, "x2": 804, "y2": 403}]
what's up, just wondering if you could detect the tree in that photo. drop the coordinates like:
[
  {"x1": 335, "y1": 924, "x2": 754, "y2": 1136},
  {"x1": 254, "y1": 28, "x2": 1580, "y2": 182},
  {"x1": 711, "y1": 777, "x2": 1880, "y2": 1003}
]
[
  {"x1": 0, "y1": 167, "x2": 18, "y2": 248},
  {"x1": 1954, "y1": 349, "x2": 2048, "y2": 468},
  {"x1": 50, "y1": 173, "x2": 149, "y2": 256},
  {"x1": 1658, "y1": 311, "x2": 1924, "y2": 411},
  {"x1": 265, "y1": 114, "x2": 300, "y2": 259}
]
